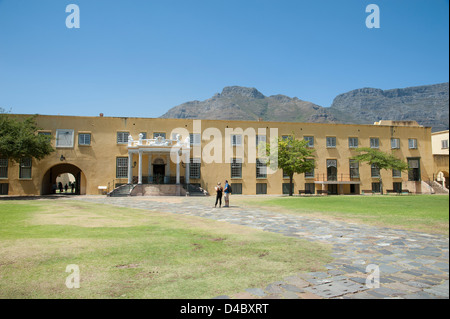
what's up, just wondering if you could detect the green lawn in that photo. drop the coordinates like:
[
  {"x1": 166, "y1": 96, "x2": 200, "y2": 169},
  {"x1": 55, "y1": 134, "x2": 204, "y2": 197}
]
[
  {"x1": 233, "y1": 195, "x2": 449, "y2": 235},
  {"x1": 0, "y1": 200, "x2": 331, "y2": 299}
]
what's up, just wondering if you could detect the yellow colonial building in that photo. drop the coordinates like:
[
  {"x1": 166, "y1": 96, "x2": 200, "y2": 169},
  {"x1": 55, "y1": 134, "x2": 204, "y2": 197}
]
[{"x1": 0, "y1": 115, "x2": 436, "y2": 197}]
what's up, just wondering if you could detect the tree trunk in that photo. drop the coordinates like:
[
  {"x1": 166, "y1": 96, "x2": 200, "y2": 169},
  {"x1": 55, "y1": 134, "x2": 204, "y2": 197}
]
[
  {"x1": 289, "y1": 174, "x2": 294, "y2": 196},
  {"x1": 380, "y1": 177, "x2": 383, "y2": 195}
]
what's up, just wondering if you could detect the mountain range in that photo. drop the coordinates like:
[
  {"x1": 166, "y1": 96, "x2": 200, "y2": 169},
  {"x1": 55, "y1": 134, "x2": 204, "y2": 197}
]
[{"x1": 160, "y1": 82, "x2": 449, "y2": 132}]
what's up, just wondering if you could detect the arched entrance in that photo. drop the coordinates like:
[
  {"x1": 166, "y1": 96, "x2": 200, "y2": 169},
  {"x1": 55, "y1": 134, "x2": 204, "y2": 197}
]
[
  {"x1": 437, "y1": 171, "x2": 449, "y2": 189},
  {"x1": 41, "y1": 164, "x2": 87, "y2": 195}
]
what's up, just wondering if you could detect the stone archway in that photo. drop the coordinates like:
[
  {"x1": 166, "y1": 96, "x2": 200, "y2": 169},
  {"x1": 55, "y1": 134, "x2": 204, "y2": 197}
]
[
  {"x1": 41, "y1": 164, "x2": 87, "y2": 195},
  {"x1": 437, "y1": 171, "x2": 449, "y2": 189}
]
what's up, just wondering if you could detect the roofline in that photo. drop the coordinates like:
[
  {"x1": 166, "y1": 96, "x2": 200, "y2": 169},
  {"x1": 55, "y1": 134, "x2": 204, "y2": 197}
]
[{"x1": 9, "y1": 113, "x2": 432, "y2": 130}]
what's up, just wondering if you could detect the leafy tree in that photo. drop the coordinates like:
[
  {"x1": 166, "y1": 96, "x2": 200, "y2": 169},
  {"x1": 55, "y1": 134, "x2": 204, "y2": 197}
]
[
  {"x1": 0, "y1": 108, "x2": 55, "y2": 162},
  {"x1": 351, "y1": 147, "x2": 409, "y2": 194},
  {"x1": 264, "y1": 134, "x2": 315, "y2": 196}
]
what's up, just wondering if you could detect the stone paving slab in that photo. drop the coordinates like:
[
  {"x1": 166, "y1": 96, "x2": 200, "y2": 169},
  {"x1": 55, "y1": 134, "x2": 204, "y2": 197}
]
[{"x1": 74, "y1": 196, "x2": 449, "y2": 299}]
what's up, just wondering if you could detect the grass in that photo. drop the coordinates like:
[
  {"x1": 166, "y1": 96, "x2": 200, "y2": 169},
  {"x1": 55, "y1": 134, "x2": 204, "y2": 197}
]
[
  {"x1": 0, "y1": 200, "x2": 331, "y2": 299},
  {"x1": 231, "y1": 195, "x2": 449, "y2": 235}
]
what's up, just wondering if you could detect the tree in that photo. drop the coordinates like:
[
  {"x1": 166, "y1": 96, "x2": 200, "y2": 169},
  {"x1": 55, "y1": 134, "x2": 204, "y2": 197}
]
[
  {"x1": 264, "y1": 134, "x2": 316, "y2": 196},
  {"x1": 351, "y1": 147, "x2": 409, "y2": 194},
  {"x1": 0, "y1": 109, "x2": 55, "y2": 162}
]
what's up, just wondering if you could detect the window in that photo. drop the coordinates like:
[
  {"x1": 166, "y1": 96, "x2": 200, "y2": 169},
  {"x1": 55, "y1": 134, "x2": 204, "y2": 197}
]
[
  {"x1": 256, "y1": 159, "x2": 267, "y2": 179},
  {"x1": 393, "y1": 182, "x2": 402, "y2": 193},
  {"x1": 409, "y1": 139, "x2": 418, "y2": 149},
  {"x1": 370, "y1": 138, "x2": 380, "y2": 149},
  {"x1": 282, "y1": 183, "x2": 294, "y2": 195},
  {"x1": 408, "y1": 158, "x2": 421, "y2": 181},
  {"x1": 231, "y1": 183, "x2": 242, "y2": 194},
  {"x1": 305, "y1": 183, "x2": 315, "y2": 195},
  {"x1": 281, "y1": 135, "x2": 290, "y2": 141},
  {"x1": 391, "y1": 138, "x2": 400, "y2": 149},
  {"x1": 190, "y1": 158, "x2": 201, "y2": 179},
  {"x1": 392, "y1": 169, "x2": 402, "y2": 178},
  {"x1": 305, "y1": 159, "x2": 315, "y2": 178},
  {"x1": 19, "y1": 157, "x2": 32, "y2": 179},
  {"x1": 190, "y1": 133, "x2": 201, "y2": 146},
  {"x1": 0, "y1": 183, "x2": 8, "y2": 195},
  {"x1": 117, "y1": 132, "x2": 129, "y2": 144},
  {"x1": 116, "y1": 157, "x2": 128, "y2": 179},
  {"x1": 153, "y1": 132, "x2": 166, "y2": 139},
  {"x1": 231, "y1": 158, "x2": 242, "y2": 178},
  {"x1": 0, "y1": 158, "x2": 8, "y2": 179},
  {"x1": 56, "y1": 129, "x2": 74, "y2": 148},
  {"x1": 326, "y1": 137, "x2": 336, "y2": 148},
  {"x1": 38, "y1": 131, "x2": 51, "y2": 137},
  {"x1": 349, "y1": 160, "x2": 359, "y2": 178},
  {"x1": 231, "y1": 134, "x2": 242, "y2": 146},
  {"x1": 348, "y1": 137, "x2": 358, "y2": 148},
  {"x1": 372, "y1": 182, "x2": 381, "y2": 193},
  {"x1": 140, "y1": 132, "x2": 147, "y2": 140},
  {"x1": 442, "y1": 140, "x2": 449, "y2": 149},
  {"x1": 304, "y1": 136, "x2": 314, "y2": 148},
  {"x1": 256, "y1": 183, "x2": 267, "y2": 195},
  {"x1": 283, "y1": 170, "x2": 290, "y2": 179},
  {"x1": 256, "y1": 135, "x2": 267, "y2": 148},
  {"x1": 78, "y1": 133, "x2": 91, "y2": 146},
  {"x1": 371, "y1": 164, "x2": 380, "y2": 178}
]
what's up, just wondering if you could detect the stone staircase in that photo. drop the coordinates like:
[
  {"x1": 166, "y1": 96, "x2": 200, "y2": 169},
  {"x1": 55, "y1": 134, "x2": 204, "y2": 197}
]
[
  {"x1": 107, "y1": 184, "x2": 136, "y2": 197},
  {"x1": 428, "y1": 181, "x2": 449, "y2": 195}
]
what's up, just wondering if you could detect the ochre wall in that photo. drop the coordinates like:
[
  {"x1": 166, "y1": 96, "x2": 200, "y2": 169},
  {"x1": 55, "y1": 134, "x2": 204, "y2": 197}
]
[{"x1": 1, "y1": 115, "x2": 434, "y2": 196}]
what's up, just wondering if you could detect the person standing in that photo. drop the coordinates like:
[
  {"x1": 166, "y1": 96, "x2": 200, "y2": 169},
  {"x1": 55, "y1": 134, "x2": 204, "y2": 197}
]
[
  {"x1": 214, "y1": 182, "x2": 223, "y2": 208},
  {"x1": 224, "y1": 180, "x2": 230, "y2": 207}
]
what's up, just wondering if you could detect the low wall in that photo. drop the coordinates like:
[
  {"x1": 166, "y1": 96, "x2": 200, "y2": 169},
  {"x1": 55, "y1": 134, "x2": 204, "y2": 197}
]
[{"x1": 131, "y1": 184, "x2": 186, "y2": 196}]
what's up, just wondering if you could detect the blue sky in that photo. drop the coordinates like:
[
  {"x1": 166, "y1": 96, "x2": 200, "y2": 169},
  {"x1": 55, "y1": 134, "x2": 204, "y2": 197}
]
[{"x1": 0, "y1": 0, "x2": 448, "y2": 118}]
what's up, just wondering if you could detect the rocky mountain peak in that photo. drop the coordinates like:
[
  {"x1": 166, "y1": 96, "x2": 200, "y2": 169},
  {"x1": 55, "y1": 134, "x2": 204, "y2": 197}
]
[{"x1": 220, "y1": 86, "x2": 266, "y2": 99}]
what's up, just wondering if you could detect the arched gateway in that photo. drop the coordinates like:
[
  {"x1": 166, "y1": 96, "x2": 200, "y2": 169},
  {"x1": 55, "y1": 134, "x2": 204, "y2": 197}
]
[{"x1": 41, "y1": 164, "x2": 87, "y2": 195}]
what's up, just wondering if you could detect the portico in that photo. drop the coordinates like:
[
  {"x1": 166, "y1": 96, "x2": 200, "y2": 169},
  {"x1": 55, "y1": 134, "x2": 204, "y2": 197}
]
[{"x1": 127, "y1": 134, "x2": 191, "y2": 186}]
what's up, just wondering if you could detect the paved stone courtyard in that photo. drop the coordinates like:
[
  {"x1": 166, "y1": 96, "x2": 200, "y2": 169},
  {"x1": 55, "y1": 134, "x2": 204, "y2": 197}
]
[{"x1": 75, "y1": 196, "x2": 449, "y2": 299}]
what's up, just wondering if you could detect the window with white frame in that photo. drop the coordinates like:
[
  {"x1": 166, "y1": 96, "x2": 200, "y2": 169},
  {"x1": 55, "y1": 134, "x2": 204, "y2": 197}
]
[
  {"x1": 391, "y1": 138, "x2": 400, "y2": 149},
  {"x1": 304, "y1": 136, "x2": 314, "y2": 148},
  {"x1": 19, "y1": 157, "x2": 32, "y2": 179},
  {"x1": 256, "y1": 158, "x2": 267, "y2": 179},
  {"x1": 117, "y1": 132, "x2": 129, "y2": 144},
  {"x1": 231, "y1": 134, "x2": 242, "y2": 146},
  {"x1": 304, "y1": 159, "x2": 315, "y2": 178},
  {"x1": 0, "y1": 158, "x2": 8, "y2": 179},
  {"x1": 442, "y1": 139, "x2": 449, "y2": 149},
  {"x1": 256, "y1": 135, "x2": 267, "y2": 147},
  {"x1": 190, "y1": 133, "x2": 201, "y2": 146},
  {"x1": 140, "y1": 132, "x2": 147, "y2": 140},
  {"x1": 78, "y1": 133, "x2": 91, "y2": 146},
  {"x1": 326, "y1": 137, "x2": 336, "y2": 148},
  {"x1": 392, "y1": 169, "x2": 402, "y2": 178},
  {"x1": 56, "y1": 129, "x2": 74, "y2": 148},
  {"x1": 408, "y1": 138, "x2": 418, "y2": 149},
  {"x1": 231, "y1": 158, "x2": 242, "y2": 178},
  {"x1": 348, "y1": 137, "x2": 358, "y2": 148},
  {"x1": 371, "y1": 164, "x2": 380, "y2": 178},
  {"x1": 116, "y1": 157, "x2": 128, "y2": 178},
  {"x1": 190, "y1": 158, "x2": 201, "y2": 179},
  {"x1": 370, "y1": 138, "x2": 380, "y2": 149},
  {"x1": 349, "y1": 160, "x2": 359, "y2": 178}
]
